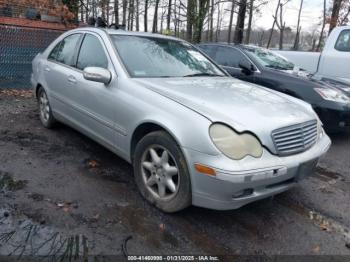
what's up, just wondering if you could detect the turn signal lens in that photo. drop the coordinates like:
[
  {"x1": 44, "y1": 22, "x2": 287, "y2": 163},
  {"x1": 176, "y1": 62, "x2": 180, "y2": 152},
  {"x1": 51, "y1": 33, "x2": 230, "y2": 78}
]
[{"x1": 194, "y1": 164, "x2": 216, "y2": 177}]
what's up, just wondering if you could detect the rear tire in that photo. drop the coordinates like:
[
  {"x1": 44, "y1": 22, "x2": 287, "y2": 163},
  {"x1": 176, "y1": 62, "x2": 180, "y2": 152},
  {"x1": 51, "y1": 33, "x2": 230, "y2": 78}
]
[
  {"x1": 133, "y1": 131, "x2": 192, "y2": 213},
  {"x1": 37, "y1": 87, "x2": 56, "y2": 128}
]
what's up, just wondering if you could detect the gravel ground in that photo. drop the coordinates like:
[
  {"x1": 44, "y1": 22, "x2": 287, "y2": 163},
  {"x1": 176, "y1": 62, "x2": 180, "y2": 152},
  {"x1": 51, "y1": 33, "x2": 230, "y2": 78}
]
[{"x1": 0, "y1": 91, "x2": 350, "y2": 260}]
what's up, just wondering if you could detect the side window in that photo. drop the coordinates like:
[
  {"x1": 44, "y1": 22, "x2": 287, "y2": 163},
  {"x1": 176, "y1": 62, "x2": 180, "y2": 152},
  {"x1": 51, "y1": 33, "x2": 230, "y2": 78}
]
[
  {"x1": 335, "y1": 30, "x2": 350, "y2": 52},
  {"x1": 52, "y1": 34, "x2": 81, "y2": 66},
  {"x1": 77, "y1": 34, "x2": 108, "y2": 70},
  {"x1": 48, "y1": 42, "x2": 62, "y2": 60},
  {"x1": 215, "y1": 46, "x2": 247, "y2": 68},
  {"x1": 199, "y1": 45, "x2": 217, "y2": 59}
]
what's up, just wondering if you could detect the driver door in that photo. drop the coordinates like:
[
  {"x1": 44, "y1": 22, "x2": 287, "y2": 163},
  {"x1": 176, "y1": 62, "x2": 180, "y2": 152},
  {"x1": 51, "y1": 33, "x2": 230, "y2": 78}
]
[{"x1": 65, "y1": 33, "x2": 118, "y2": 148}]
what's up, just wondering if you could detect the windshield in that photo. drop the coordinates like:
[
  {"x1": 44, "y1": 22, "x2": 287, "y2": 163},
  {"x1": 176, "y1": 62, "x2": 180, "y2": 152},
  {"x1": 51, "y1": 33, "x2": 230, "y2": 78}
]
[
  {"x1": 243, "y1": 47, "x2": 295, "y2": 70},
  {"x1": 110, "y1": 35, "x2": 225, "y2": 78}
]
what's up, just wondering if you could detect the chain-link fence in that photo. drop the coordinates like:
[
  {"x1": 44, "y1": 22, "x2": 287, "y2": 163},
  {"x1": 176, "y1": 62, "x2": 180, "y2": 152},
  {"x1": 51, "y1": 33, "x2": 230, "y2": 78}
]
[
  {"x1": 0, "y1": 2, "x2": 76, "y2": 89},
  {"x1": 0, "y1": 25, "x2": 65, "y2": 89}
]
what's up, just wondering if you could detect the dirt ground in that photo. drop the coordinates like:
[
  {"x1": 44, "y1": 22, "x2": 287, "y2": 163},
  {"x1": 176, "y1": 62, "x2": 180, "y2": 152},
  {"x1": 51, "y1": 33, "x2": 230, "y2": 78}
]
[{"x1": 1, "y1": 91, "x2": 350, "y2": 260}]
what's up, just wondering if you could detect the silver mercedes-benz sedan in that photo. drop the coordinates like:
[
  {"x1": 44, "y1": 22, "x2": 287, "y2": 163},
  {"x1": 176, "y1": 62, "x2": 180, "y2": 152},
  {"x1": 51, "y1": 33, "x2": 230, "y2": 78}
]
[{"x1": 31, "y1": 27, "x2": 331, "y2": 212}]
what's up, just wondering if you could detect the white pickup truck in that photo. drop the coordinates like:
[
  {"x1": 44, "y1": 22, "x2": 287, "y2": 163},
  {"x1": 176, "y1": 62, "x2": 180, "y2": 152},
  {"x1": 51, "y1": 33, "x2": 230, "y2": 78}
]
[{"x1": 276, "y1": 26, "x2": 350, "y2": 83}]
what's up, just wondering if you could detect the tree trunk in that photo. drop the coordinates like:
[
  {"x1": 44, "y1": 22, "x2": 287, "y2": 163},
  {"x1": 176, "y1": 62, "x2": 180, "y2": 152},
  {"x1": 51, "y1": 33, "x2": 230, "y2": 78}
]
[
  {"x1": 167, "y1": 0, "x2": 172, "y2": 31},
  {"x1": 80, "y1": 2, "x2": 84, "y2": 23},
  {"x1": 114, "y1": 0, "x2": 119, "y2": 25},
  {"x1": 152, "y1": 0, "x2": 160, "y2": 33},
  {"x1": 292, "y1": 0, "x2": 303, "y2": 50},
  {"x1": 130, "y1": 0, "x2": 134, "y2": 30},
  {"x1": 135, "y1": 0, "x2": 139, "y2": 31},
  {"x1": 215, "y1": 3, "x2": 221, "y2": 42},
  {"x1": 233, "y1": 0, "x2": 248, "y2": 44},
  {"x1": 329, "y1": 0, "x2": 342, "y2": 34},
  {"x1": 144, "y1": 0, "x2": 148, "y2": 32},
  {"x1": 122, "y1": 0, "x2": 127, "y2": 25},
  {"x1": 106, "y1": 0, "x2": 110, "y2": 25},
  {"x1": 244, "y1": 0, "x2": 254, "y2": 44},
  {"x1": 193, "y1": 0, "x2": 210, "y2": 43},
  {"x1": 267, "y1": 0, "x2": 281, "y2": 48},
  {"x1": 279, "y1": 25, "x2": 284, "y2": 50},
  {"x1": 209, "y1": 0, "x2": 214, "y2": 41},
  {"x1": 227, "y1": 0, "x2": 235, "y2": 43},
  {"x1": 317, "y1": 0, "x2": 327, "y2": 51},
  {"x1": 186, "y1": 0, "x2": 195, "y2": 42}
]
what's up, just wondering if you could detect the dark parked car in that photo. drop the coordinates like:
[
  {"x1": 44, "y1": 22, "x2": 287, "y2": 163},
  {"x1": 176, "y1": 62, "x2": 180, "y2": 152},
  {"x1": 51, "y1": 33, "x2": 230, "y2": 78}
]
[{"x1": 197, "y1": 43, "x2": 350, "y2": 132}]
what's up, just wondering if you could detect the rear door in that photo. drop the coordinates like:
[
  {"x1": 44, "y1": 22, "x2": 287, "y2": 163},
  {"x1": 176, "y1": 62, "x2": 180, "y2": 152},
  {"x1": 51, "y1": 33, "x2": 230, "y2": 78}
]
[{"x1": 44, "y1": 33, "x2": 82, "y2": 117}]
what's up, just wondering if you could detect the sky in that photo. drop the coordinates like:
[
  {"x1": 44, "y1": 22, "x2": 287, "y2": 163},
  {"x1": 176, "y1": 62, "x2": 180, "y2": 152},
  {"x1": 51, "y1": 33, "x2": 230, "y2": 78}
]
[{"x1": 252, "y1": 0, "x2": 325, "y2": 31}]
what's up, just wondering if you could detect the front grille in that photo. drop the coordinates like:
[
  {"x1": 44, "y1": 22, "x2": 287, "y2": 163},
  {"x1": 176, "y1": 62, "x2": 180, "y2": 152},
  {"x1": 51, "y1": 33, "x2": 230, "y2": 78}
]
[{"x1": 272, "y1": 120, "x2": 318, "y2": 156}]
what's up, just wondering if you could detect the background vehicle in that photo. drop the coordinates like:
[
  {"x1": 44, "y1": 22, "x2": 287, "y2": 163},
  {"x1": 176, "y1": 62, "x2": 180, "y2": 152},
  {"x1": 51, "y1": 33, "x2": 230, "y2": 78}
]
[
  {"x1": 197, "y1": 43, "x2": 350, "y2": 132},
  {"x1": 32, "y1": 28, "x2": 330, "y2": 212},
  {"x1": 275, "y1": 26, "x2": 350, "y2": 83}
]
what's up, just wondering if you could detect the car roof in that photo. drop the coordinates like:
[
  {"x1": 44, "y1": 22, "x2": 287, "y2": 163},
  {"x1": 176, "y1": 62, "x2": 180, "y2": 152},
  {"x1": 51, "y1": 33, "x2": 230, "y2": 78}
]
[{"x1": 68, "y1": 26, "x2": 182, "y2": 41}]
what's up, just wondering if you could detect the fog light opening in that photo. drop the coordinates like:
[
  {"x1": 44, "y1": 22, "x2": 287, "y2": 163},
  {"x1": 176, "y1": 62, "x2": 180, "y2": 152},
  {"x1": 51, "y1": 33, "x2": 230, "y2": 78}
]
[{"x1": 232, "y1": 189, "x2": 254, "y2": 199}]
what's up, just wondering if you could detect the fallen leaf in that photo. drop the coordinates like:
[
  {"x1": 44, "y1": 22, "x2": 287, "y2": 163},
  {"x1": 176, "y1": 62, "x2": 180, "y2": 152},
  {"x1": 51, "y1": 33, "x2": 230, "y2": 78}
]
[
  {"x1": 159, "y1": 223, "x2": 165, "y2": 231},
  {"x1": 93, "y1": 213, "x2": 100, "y2": 220},
  {"x1": 87, "y1": 159, "x2": 100, "y2": 168},
  {"x1": 312, "y1": 245, "x2": 320, "y2": 253},
  {"x1": 320, "y1": 221, "x2": 330, "y2": 231}
]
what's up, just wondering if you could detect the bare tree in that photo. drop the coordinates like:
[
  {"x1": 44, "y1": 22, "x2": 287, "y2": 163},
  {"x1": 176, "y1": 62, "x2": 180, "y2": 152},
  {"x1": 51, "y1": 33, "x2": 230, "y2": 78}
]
[
  {"x1": 233, "y1": 0, "x2": 248, "y2": 44},
  {"x1": 317, "y1": 0, "x2": 327, "y2": 51},
  {"x1": 267, "y1": 0, "x2": 281, "y2": 48},
  {"x1": 135, "y1": 0, "x2": 140, "y2": 31},
  {"x1": 329, "y1": 0, "x2": 343, "y2": 33},
  {"x1": 209, "y1": 0, "x2": 215, "y2": 41},
  {"x1": 122, "y1": 0, "x2": 127, "y2": 25},
  {"x1": 273, "y1": 0, "x2": 291, "y2": 50},
  {"x1": 244, "y1": 0, "x2": 254, "y2": 44},
  {"x1": 152, "y1": 0, "x2": 161, "y2": 33},
  {"x1": 227, "y1": 0, "x2": 236, "y2": 43},
  {"x1": 193, "y1": 0, "x2": 210, "y2": 43},
  {"x1": 186, "y1": 0, "x2": 195, "y2": 41},
  {"x1": 292, "y1": 0, "x2": 303, "y2": 50},
  {"x1": 144, "y1": 0, "x2": 148, "y2": 32},
  {"x1": 167, "y1": 0, "x2": 172, "y2": 31},
  {"x1": 128, "y1": 0, "x2": 134, "y2": 30},
  {"x1": 114, "y1": 0, "x2": 119, "y2": 25}
]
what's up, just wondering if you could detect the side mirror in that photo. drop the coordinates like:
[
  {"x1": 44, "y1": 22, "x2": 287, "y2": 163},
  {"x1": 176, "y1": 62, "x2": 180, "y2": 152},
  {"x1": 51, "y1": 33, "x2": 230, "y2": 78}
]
[
  {"x1": 239, "y1": 60, "x2": 255, "y2": 75},
  {"x1": 83, "y1": 67, "x2": 111, "y2": 84}
]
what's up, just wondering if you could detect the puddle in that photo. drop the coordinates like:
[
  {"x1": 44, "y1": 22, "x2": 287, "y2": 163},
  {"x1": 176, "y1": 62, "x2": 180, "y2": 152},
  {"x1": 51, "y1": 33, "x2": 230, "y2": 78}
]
[{"x1": 0, "y1": 208, "x2": 90, "y2": 259}]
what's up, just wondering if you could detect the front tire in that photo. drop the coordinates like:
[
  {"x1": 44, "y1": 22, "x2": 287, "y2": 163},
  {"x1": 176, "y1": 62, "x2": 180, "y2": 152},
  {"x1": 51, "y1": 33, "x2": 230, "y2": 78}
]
[
  {"x1": 133, "y1": 131, "x2": 192, "y2": 213},
  {"x1": 38, "y1": 87, "x2": 56, "y2": 128}
]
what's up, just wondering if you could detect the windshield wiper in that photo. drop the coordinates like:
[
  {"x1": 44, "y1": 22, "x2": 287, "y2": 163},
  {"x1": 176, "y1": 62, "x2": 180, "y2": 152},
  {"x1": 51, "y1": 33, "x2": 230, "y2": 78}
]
[{"x1": 184, "y1": 73, "x2": 224, "y2": 77}]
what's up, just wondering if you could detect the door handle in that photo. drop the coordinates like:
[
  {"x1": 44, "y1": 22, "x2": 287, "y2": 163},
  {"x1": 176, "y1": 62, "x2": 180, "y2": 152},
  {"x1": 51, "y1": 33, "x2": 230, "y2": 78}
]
[
  {"x1": 44, "y1": 67, "x2": 50, "y2": 72},
  {"x1": 67, "y1": 75, "x2": 77, "y2": 84}
]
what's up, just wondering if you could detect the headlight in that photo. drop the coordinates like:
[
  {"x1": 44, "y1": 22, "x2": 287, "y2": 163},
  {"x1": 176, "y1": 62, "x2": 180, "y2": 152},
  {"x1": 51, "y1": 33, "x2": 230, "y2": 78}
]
[
  {"x1": 209, "y1": 123, "x2": 263, "y2": 160},
  {"x1": 314, "y1": 87, "x2": 350, "y2": 104}
]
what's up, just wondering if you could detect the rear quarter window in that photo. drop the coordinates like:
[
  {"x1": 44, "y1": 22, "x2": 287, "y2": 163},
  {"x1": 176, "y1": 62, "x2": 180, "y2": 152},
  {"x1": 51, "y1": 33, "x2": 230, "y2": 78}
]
[{"x1": 335, "y1": 30, "x2": 350, "y2": 52}]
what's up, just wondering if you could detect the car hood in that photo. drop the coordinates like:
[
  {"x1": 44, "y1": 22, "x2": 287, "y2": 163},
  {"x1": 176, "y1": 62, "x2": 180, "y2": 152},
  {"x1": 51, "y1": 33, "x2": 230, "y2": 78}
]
[{"x1": 135, "y1": 77, "x2": 316, "y2": 152}]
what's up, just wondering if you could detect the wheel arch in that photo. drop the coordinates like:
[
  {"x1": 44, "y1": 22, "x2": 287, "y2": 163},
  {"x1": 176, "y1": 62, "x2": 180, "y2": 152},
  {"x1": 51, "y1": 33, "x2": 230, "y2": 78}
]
[
  {"x1": 130, "y1": 121, "x2": 183, "y2": 164},
  {"x1": 35, "y1": 83, "x2": 44, "y2": 98}
]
